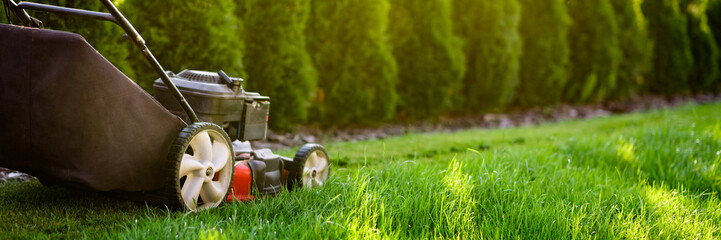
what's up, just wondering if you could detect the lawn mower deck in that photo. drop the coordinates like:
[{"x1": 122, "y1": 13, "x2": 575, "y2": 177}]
[{"x1": 228, "y1": 142, "x2": 329, "y2": 202}]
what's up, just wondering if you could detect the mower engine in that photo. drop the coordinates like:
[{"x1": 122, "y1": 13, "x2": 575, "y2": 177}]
[
  {"x1": 153, "y1": 69, "x2": 269, "y2": 141},
  {"x1": 153, "y1": 70, "x2": 328, "y2": 202}
]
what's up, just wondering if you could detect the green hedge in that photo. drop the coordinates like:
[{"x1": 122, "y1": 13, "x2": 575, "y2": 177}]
[
  {"x1": 453, "y1": 0, "x2": 521, "y2": 112},
  {"x1": 710, "y1": 0, "x2": 721, "y2": 91},
  {"x1": 643, "y1": 0, "x2": 694, "y2": 94},
  {"x1": 681, "y1": 0, "x2": 720, "y2": 93},
  {"x1": 243, "y1": 0, "x2": 317, "y2": 131},
  {"x1": 1, "y1": 1, "x2": 7, "y2": 23},
  {"x1": 710, "y1": 0, "x2": 721, "y2": 50},
  {"x1": 516, "y1": 0, "x2": 572, "y2": 107},
  {"x1": 6, "y1": 0, "x2": 721, "y2": 127},
  {"x1": 711, "y1": 0, "x2": 721, "y2": 35},
  {"x1": 609, "y1": 0, "x2": 652, "y2": 99},
  {"x1": 564, "y1": 0, "x2": 621, "y2": 103},
  {"x1": 307, "y1": 0, "x2": 398, "y2": 126},
  {"x1": 388, "y1": 0, "x2": 464, "y2": 119},
  {"x1": 123, "y1": 0, "x2": 243, "y2": 90}
]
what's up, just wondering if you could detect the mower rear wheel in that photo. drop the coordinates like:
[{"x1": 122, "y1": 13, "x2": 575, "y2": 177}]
[
  {"x1": 286, "y1": 144, "x2": 329, "y2": 191},
  {"x1": 166, "y1": 122, "x2": 234, "y2": 211}
]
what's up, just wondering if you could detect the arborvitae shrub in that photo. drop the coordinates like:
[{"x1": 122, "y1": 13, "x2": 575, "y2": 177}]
[
  {"x1": 243, "y1": 0, "x2": 316, "y2": 131},
  {"x1": 681, "y1": 0, "x2": 720, "y2": 92},
  {"x1": 711, "y1": 0, "x2": 721, "y2": 35},
  {"x1": 123, "y1": 0, "x2": 243, "y2": 90},
  {"x1": 643, "y1": 0, "x2": 694, "y2": 94},
  {"x1": 388, "y1": 0, "x2": 465, "y2": 119},
  {"x1": 1, "y1": 1, "x2": 7, "y2": 23},
  {"x1": 709, "y1": 0, "x2": 721, "y2": 90},
  {"x1": 709, "y1": 0, "x2": 721, "y2": 47},
  {"x1": 233, "y1": 0, "x2": 247, "y2": 53},
  {"x1": 564, "y1": 0, "x2": 621, "y2": 103},
  {"x1": 17, "y1": 1, "x2": 134, "y2": 81},
  {"x1": 307, "y1": 0, "x2": 398, "y2": 126},
  {"x1": 452, "y1": 0, "x2": 521, "y2": 113},
  {"x1": 609, "y1": 0, "x2": 652, "y2": 99},
  {"x1": 516, "y1": 0, "x2": 572, "y2": 107}
]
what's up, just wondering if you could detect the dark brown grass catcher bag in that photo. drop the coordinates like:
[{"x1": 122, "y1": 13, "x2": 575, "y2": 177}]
[{"x1": 0, "y1": 23, "x2": 186, "y2": 202}]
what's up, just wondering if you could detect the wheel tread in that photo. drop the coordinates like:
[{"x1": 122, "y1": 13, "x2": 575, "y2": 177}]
[
  {"x1": 163, "y1": 122, "x2": 234, "y2": 211},
  {"x1": 285, "y1": 144, "x2": 329, "y2": 191}
]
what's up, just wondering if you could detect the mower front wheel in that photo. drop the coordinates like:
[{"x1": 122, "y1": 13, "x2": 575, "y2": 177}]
[
  {"x1": 286, "y1": 144, "x2": 330, "y2": 191},
  {"x1": 166, "y1": 122, "x2": 234, "y2": 211}
]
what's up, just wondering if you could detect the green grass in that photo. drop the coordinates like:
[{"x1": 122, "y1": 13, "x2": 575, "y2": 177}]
[{"x1": 2, "y1": 102, "x2": 721, "y2": 239}]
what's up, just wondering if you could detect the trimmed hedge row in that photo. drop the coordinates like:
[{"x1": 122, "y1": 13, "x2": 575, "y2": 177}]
[
  {"x1": 123, "y1": 0, "x2": 243, "y2": 90},
  {"x1": 516, "y1": 0, "x2": 572, "y2": 107},
  {"x1": 243, "y1": 0, "x2": 317, "y2": 131},
  {"x1": 564, "y1": 0, "x2": 621, "y2": 103},
  {"x1": 609, "y1": 0, "x2": 652, "y2": 99},
  {"x1": 452, "y1": 0, "x2": 521, "y2": 113},
  {"x1": 306, "y1": 0, "x2": 398, "y2": 126},
  {"x1": 4, "y1": 0, "x2": 720, "y2": 129},
  {"x1": 0, "y1": 1, "x2": 6, "y2": 23},
  {"x1": 682, "y1": 0, "x2": 720, "y2": 93},
  {"x1": 643, "y1": 0, "x2": 694, "y2": 94},
  {"x1": 388, "y1": 0, "x2": 465, "y2": 119},
  {"x1": 710, "y1": 0, "x2": 721, "y2": 90}
]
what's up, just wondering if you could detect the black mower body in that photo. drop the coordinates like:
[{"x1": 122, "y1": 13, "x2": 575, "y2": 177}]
[{"x1": 153, "y1": 70, "x2": 270, "y2": 141}]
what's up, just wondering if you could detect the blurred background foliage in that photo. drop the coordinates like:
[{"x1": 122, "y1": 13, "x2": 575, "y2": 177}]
[
  {"x1": 643, "y1": 0, "x2": 694, "y2": 94},
  {"x1": 121, "y1": 0, "x2": 243, "y2": 90},
  {"x1": 565, "y1": 0, "x2": 620, "y2": 103},
  {"x1": 452, "y1": 0, "x2": 520, "y2": 113},
  {"x1": 307, "y1": 0, "x2": 398, "y2": 126},
  {"x1": 388, "y1": 0, "x2": 464, "y2": 120},
  {"x1": 243, "y1": 0, "x2": 317, "y2": 131},
  {"x1": 681, "y1": 0, "x2": 720, "y2": 93},
  {"x1": 1, "y1": 0, "x2": 720, "y2": 130},
  {"x1": 609, "y1": 0, "x2": 652, "y2": 99},
  {"x1": 515, "y1": 0, "x2": 572, "y2": 107}
]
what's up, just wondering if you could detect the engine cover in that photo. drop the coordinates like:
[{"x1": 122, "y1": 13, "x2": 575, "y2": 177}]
[{"x1": 153, "y1": 70, "x2": 269, "y2": 141}]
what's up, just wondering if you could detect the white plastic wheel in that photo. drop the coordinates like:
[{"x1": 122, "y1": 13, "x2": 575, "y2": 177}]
[
  {"x1": 302, "y1": 150, "x2": 329, "y2": 188},
  {"x1": 173, "y1": 123, "x2": 234, "y2": 211},
  {"x1": 289, "y1": 144, "x2": 329, "y2": 189}
]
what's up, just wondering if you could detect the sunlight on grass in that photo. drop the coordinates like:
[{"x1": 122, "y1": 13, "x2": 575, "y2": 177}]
[
  {"x1": 616, "y1": 138, "x2": 637, "y2": 164},
  {"x1": 342, "y1": 172, "x2": 383, "y2": 239},
  {"x1": 199, "y1": 229, "x2": 225, "y2": 240},
  {"x1": 611, "y1": 210, "x2": 650, "y2": 239},
  {"x1": 712, "y1": 122, "x2": 721, "y2": 142},
  {"x1": 642, "y1": 183, "x2": 720, "y2": 238},
  {"x1": 440, "y1": 158, "x2": 477, "y2": 239}
]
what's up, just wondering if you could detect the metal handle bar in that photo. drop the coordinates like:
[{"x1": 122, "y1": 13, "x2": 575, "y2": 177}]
[{"x1": 16, "y1": 2, "x2": 116, "y2": 23}]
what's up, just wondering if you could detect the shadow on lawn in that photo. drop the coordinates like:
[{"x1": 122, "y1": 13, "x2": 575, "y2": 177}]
[{"x1": 0, "y1": 180, "x2": 160, "y2": 238}]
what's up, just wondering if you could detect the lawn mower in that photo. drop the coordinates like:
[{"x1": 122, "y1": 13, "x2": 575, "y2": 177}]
[{"x1": 0, "y1": 0, "x2": 329, "y2": 211}]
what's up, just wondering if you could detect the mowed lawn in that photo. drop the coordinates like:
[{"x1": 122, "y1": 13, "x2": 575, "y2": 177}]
[{"x1": 2, "y1": 102, "x2": 721, "y2": 239}]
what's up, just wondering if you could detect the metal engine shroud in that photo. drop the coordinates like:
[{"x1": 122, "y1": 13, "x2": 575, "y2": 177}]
[{"x1": 153, "y1": 70, "x2": 270, "y2": 141}]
